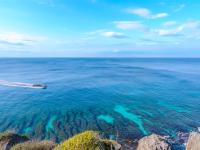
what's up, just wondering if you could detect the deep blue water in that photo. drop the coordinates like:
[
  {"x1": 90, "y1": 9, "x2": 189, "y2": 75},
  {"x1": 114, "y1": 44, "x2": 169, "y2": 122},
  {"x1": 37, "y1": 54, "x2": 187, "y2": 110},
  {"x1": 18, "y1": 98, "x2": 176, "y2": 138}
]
[{"x1": 0, "y1": 58, "x2": 200, "y2": 142}]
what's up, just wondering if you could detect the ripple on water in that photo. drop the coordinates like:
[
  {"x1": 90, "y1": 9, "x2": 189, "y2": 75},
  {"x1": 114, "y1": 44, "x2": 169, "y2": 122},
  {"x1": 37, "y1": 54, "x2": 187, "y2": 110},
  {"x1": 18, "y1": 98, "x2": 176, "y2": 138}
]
[
  {"x1": 45, "y1": 115, "x2": 57, "y2": 132},
  {"x1": 97, "y1": 115, "x2": 114, "y2": 125},
  {"x1": 114, "y1": 105, "x2": 148, "y2": 135}
]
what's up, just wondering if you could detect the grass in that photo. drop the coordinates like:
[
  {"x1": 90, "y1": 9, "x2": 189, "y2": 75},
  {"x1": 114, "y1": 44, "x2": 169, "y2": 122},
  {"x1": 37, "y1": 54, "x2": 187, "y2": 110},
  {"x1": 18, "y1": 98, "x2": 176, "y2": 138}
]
[{"x1": 11, "y1": 140, "x2": 56, "y2": 150}]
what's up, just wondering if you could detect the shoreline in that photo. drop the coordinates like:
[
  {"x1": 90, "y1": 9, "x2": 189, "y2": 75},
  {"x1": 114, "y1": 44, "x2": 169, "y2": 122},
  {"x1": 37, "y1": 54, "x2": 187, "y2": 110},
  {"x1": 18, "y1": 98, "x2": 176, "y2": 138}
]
[{"x1": 1, "y1": 128, "x2": 200, "y2": 150}]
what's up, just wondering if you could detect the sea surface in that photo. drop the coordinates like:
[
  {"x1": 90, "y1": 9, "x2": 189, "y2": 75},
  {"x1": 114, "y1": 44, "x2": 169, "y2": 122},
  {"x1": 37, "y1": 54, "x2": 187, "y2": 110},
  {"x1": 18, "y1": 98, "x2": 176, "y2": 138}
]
[{"x1": 0, "y1": 58, "x2": 200, "y2": 142}]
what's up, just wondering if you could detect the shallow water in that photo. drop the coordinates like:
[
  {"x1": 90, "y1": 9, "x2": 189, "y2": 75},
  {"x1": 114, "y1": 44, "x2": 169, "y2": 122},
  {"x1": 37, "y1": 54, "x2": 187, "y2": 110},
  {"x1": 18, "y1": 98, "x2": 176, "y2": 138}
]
[{"x1": 0, "y1": 58, "x2": 200, "y2": 142}]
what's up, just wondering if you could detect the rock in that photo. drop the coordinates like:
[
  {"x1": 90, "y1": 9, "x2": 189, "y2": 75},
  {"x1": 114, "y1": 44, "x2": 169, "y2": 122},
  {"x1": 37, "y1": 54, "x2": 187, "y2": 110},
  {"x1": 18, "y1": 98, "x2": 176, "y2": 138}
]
[
  {"x1": 112, "y1": 142, "x2": 121, "y2": 150},
  {"x1": 102, "y1": 140, "x2": 121, "y2": 150},
  {"x1": 186, "y1": 132, "x2": 200, "y2": 150},
  {"x1": 197, "y1": 127, "x2": 200, "y2": 133},
  {"x1": 136, "y1": 134, "x2": 171, "y2": 150},
  {"x1": 0, "y1": 132, "x2": 29, "y2": 150},
  {"x1": 11, "y1": 140, "x2": 56, "y2": 150},
  {"x1": 175, "y1": 131, "x2": 189, "y2": 145}
]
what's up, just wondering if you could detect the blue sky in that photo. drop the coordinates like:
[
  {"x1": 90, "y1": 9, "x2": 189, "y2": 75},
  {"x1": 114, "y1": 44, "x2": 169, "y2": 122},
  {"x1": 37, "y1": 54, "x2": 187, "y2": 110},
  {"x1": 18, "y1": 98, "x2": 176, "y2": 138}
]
[{"x1": 0, "y1": 0, "x2": 200, "y2": 57}]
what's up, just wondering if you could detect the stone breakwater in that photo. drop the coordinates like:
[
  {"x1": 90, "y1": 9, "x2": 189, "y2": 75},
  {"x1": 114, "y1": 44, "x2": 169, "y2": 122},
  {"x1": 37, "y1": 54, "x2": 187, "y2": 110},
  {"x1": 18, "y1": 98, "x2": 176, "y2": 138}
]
[{"x1": 0, "y1": 129, "x2": 200, "y2": 150}]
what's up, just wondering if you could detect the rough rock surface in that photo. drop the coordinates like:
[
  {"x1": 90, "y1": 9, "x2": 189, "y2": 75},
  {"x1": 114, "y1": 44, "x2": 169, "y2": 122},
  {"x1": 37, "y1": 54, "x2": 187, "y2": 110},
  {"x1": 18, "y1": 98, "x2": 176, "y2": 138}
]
[
  {"x1": 186, "y1": 132, "x2": 200, "y2": 150},
  {"x1": 0, "y1": 132, "x2": 29, "y2": 150},
  {"x1": 175, "y1": 132, "x2": 189, "y2": 145},
  {"x1": 136, "y1": 134, "x2": 171, "y2": 150},
  {"x1": 111, "y1": 141, "x2": 121, "y2": 150}
]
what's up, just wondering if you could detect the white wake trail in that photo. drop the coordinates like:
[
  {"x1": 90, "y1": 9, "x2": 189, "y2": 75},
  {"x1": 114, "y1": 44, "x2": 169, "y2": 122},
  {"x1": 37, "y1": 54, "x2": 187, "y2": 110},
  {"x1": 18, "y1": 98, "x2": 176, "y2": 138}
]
[{"x1": 0, "y1": 80, "x2": 47, "y2": 89}]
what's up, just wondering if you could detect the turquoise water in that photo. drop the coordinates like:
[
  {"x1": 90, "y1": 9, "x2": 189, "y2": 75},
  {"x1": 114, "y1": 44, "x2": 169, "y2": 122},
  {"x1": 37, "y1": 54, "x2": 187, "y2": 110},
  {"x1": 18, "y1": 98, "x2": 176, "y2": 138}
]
[
  {"x1": 0, "y1": 58, "x2": 200, "y2": 142},
  {"x1": 97, "y1": 115, "x2": 114, "y2": 125},
  {"x1": 114, "y1": 105, "x2": 148, "y2": 135}
]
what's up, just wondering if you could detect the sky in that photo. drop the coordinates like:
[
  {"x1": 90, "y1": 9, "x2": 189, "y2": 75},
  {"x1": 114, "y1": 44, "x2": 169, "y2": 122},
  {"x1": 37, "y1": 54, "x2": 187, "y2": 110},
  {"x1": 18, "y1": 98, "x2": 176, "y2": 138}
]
[{"x1": 0, "y1": 0, "x2": 200, "y2": 57}]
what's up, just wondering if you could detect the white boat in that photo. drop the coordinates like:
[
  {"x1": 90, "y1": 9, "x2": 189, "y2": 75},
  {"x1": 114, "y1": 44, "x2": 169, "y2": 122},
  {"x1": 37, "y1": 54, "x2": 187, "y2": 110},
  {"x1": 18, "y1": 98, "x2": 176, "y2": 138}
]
[{"x1": 32, "y1": 84, "x2": 47, "y2": 89}]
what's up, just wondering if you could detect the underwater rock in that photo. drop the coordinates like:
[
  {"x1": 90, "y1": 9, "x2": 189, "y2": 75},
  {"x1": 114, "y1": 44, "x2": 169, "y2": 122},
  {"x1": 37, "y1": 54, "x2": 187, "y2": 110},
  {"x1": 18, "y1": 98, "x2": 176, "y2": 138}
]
[
  {"x1": 175, "y1": 131, "x2": 189, "y2": 145},
  {"x1": 198, "y1": 127, "x2": 200, "y2": 133},
  {"x1": 10, "y1": 140, "x2": 56, "y2": 150},
  {"x1": 186, "y1": 132, "x2": 200, "y2": 150},
  {"x1": 54, "y1": 130, "x2": 121, "y2": 150},
  {"x1": 136, "y1": 134, "x2": 171, "y2": 150},
  {"x1": 0, "y1": 132, "x2": 29, "y2": 150}
]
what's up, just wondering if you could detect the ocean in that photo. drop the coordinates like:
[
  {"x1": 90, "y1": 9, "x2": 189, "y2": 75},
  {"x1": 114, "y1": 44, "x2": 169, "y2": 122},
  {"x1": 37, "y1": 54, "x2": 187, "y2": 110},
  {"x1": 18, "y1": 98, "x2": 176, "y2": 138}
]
[{"x1": 0, "y1": 58, "x2": 200, "y2": 142}]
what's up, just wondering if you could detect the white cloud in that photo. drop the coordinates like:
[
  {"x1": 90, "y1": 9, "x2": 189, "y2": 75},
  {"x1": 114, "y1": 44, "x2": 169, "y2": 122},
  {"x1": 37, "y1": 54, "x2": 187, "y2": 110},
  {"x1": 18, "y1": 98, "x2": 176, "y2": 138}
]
[
  {"x1": 100, "y1": 31, "x2": 128, "y2": 39},
  {"x1": 162, "y1": 21, "x2": 177, "y2": 27},
  {"x1": 87, "y1": 30, "x2": 128, "y2": 39},
  {"x1": 154, "y1": 20, "x2": 200, "y2": 36},
  {"x1": 0, "y1": 32, "x2": 46, "y2": 46},
  {"x1": 126, "y1": 8, "x2": 168, "y2": 19},
  {"x1": 154, "y1": 27, "x2": 183, "y2": 36},
  {"x1": 114, "y1": 21, "x2": 147, "y2": 31},
  {"x1": 127, "y1": 8, "x2": 150, "y2": 18},
  {"x1": 151, "y1": 13, "x2": 168, "y2": 19},
  {"x1": 183, "y1": 20, "x2": 200, "y2": 28}
]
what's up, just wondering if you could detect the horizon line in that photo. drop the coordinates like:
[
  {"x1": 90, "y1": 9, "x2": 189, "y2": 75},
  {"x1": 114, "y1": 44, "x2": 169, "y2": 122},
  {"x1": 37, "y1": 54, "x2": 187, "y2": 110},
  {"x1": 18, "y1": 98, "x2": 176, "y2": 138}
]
[{"x1": 0, "y1": 57, "x2": 200, "y2": 59}]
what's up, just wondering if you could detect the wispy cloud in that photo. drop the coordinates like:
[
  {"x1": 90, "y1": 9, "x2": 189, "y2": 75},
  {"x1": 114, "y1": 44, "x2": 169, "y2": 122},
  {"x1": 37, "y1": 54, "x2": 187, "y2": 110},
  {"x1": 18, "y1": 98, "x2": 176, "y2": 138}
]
[
  {"x1": 126, "y1": 8, "x2": 168, "y2": 19},
  {"x1": 154, "y1": 20, "x2": 200, "y2": 36},
  {"x1": 0, "y1": 40, "x2": 26, "y2": 46},
  {"x1": 139, "y1": 38, "x2": 167, "y2": 45},
  {"x1": 183, "y1": 20, "x2": 200, "y2": 29},
  {"x1": 0, "y1": 32, "x2": 46, "y2": 46},
  {"x1": 162, "y1": 21, "x2": 177, "y2": 27},
  {"x1": 114, "y1": 21, "x2": 148, "y2": 31},
  {"x1": 127, "y1": 8, "x2": 150, "y2": 18},
  {"x1": 100, "y1": 31, "x2": 128, "y2": 39},
  {"x1": 87, "y1": 30, "x2": 128, "y2": 39},
  {"x1": 174, "y1": 4, "x2": 186, "y2": 12},
  {"x1": 154, "y1": 27, "x2": 183, "y2": 36},
  {"x1": 151, "y1": 13, "x2": 168, "y2": 19}
]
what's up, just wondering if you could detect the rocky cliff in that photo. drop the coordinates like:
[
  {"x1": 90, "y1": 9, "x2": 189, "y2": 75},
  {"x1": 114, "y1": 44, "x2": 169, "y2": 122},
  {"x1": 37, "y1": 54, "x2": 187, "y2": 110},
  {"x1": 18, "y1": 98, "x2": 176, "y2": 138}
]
[{"x1": 0, "y1": 129, "x2": 200, "y2": 150}]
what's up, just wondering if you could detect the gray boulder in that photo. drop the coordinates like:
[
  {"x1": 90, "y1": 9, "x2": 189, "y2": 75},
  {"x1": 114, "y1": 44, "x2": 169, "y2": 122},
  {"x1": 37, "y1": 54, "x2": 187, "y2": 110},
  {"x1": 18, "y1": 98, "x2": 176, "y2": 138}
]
[
  {"x1": 186, "y1": 132, "x2": 200, "y2": 150},
  {"x1": 136, "y1": 134, "x2": 171, "y2": 150},
  {"x1": 0, "y1": 132, "x2": 29, "y2": 150}
]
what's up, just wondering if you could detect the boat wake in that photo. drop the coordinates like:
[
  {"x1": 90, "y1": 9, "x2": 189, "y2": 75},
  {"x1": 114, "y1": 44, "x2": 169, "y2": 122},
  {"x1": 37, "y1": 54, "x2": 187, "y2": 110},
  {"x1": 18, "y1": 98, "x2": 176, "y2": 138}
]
[{"x1": 0, "y1": 80, "x2": 47, "y2": 89}]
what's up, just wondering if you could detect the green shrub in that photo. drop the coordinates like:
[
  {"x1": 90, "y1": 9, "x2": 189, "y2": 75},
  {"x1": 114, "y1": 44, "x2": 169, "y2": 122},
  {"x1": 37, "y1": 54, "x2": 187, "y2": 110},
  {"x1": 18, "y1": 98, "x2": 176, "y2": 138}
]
[{"x1": 54, "y1": 131, "x2": 118, "y2": 150}]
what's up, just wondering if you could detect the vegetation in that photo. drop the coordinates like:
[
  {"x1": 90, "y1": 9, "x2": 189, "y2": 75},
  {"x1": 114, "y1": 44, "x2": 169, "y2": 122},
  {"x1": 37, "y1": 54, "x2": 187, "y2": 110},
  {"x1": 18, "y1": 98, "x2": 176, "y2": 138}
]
[
  {"x1": 11, "y1": 140, "x2": 56, "y2": 150},
  {"x1": 54, "y1": 131, "x2": 118, "y2": 150},
  {"x1": 0, "y1": 130, "x2": 28, "y2": 141},
  {"x1": 0, "y1": 130, "x2": 120, "y2": 150}
]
